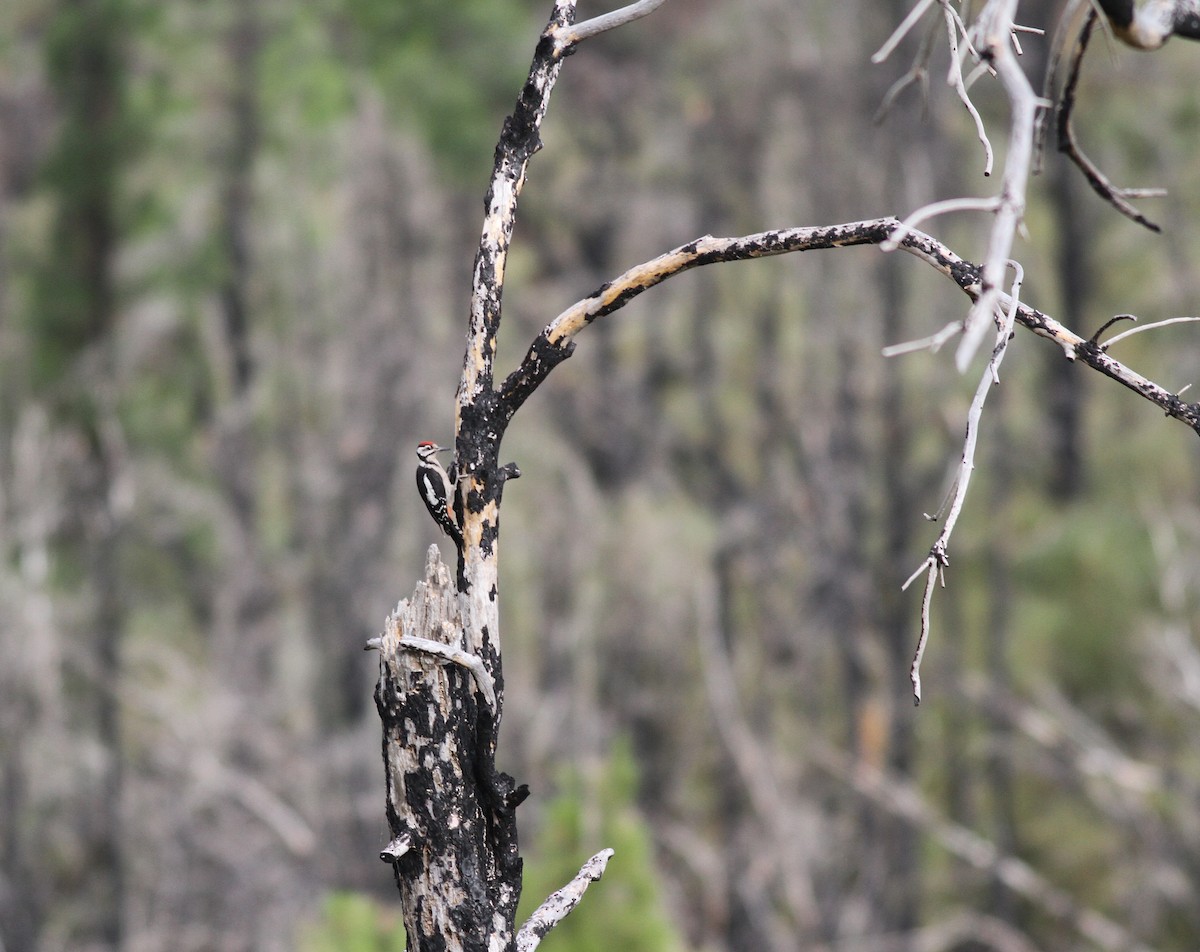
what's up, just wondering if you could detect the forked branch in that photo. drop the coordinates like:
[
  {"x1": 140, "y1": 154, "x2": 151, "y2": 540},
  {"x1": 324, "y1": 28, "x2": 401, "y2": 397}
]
[
  {"x1": 1055, "y1": 9, "x2": 1165, "y2": 232},
  {"x1": 496, "y1": 215, "x2": 1199, "y2": 701},
  {"x1": 904, "y1": 262, "x2": 1026, "y2": 704},
  {"x1": 501, "y1": 218, "x2": 1200, "y2": 439}
]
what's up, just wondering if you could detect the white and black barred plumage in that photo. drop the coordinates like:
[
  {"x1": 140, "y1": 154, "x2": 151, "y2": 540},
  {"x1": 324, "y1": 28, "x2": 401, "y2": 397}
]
[
  {"x1": 1095, "y1": 0, "x2": 1200, "y2": 48},
  {"x1": 415, "y1": 441, "x2": 462, "y2": 544}
]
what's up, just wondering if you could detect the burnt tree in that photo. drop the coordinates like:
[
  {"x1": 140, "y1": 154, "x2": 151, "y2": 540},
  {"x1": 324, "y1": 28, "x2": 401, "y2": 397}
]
[{"x1": 372, "y1": 2, "x2": 1200, "y2": 949}]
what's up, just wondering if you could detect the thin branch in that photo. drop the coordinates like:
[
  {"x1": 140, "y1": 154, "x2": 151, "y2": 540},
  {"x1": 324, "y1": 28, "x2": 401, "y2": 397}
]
[
  {"x1": 1056, "y1": 10, "x2": 1165, "y2": 232},
  {"x1": 395, "y1": 634, "x2": 498, "y2": 712},
  {"x1": 1008, "y1": 22, "x2": 1046, "y2": 55},
  {"x1": 883, "y1": 196, "x2": 999, "y2": 251},
  {"x1": 498, "y1": 218, "x2": 1200, "y2": 437},
  {"x1": 944, "y1": 0, "x2": 981, "y2": 60},
  {"x1": 942, "y1": 1, "x2": 994, "y2": 174},
  {"x1": 1100, "y1": 315, "x2": 1200, "y2": 349},
  {"x1": 515, "y1": 849, "x2": 615, "y2": 952},
  {"x1": 882, "y1": 320, "x2": 963, "y2": 356},
  {"x1": 955, "y1": 2, "x2": 1039, "y2": 372},
  {"x1": 873, "y1": 2, "x2": 991, "y2": 164},
  {"x1": 962, "y1": 59, "x2": 995, "y2": 89},
  {"x1": 500, "y1": 219, "x2": 919, "y2": 416},
  {"x1": 905, "y1": 544, "x2": 946, "y2": 704},
  {"x1": 551, "y1": 0, "x2": 670, "y2": 52},
  {"x1": 873, "y1": 0, "x2": 939, "y2": 63},
  {"x1": 907, "y1": 261, "x2": 1024, "y2": 703},
  {"x1": 874, "y1": 18, "x2": 938, "y2": 123}
]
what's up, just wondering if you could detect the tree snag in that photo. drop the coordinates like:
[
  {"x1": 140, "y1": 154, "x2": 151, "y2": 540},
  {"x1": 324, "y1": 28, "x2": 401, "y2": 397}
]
[
  {"x1": 376, "y1": 0, "x2": 1200, "y2": 946},
  {"x1": 376, "y1": 546, "x2": 524, "y2": 951}
]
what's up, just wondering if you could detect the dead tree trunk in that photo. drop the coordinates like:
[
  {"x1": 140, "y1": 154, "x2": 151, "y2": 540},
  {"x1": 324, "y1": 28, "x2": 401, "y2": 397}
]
[
  {"x1": 371, "y1": 1, "x2": 1200, "y2": 948},
  {"x1": 375, "y1": 546, "x2": 524, "y2": 950}
]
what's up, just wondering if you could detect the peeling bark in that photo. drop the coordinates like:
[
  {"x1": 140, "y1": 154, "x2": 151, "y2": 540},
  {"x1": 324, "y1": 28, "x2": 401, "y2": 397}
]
[{"x1": 376, "y1": 547, "x2": 525, "y2": 952}]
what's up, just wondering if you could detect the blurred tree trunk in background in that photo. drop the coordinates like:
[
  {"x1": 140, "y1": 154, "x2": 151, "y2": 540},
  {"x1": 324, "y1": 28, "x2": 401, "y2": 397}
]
[
  {"x1": 218, "y1": 0, "x2": 260, "y2": 403},
  {"x1": 1027, "y1": 0, "x2": 1092, "y2": 502},
  {"x1": 209, "y1": 0, "x2": 273, "y2": 707},
  {"x1": 36, "y1": 0, "x2": 130, "y2": 945},
  {"x1": 876, "y1": 249, "x2": 923, "y2": 943},
  {"x1": 982, "y1": 385, "x2": 1025, "y2": 931},
  {"x1": 1045, "y1": 161, "x2": 1092, "y2": 501}
]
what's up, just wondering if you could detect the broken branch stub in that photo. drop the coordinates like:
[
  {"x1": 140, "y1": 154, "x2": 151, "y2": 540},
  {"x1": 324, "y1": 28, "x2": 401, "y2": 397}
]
[{"x1": 375, "y1": 545, "x2": 523, "y2": 951}]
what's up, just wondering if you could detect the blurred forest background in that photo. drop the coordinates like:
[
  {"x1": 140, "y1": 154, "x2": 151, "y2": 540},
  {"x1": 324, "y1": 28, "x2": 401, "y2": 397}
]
[{"x1": 3, "y1": 0, "x2": 1200, "y2": 950}]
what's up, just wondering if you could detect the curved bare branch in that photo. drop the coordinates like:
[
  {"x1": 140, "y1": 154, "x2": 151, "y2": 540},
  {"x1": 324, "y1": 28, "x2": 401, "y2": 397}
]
[
  {"x1": 1056, "y1": 10, "x2": 1165, "y2": 231},
  {"x1": 516, "y1": 850, "x2": 615, "y2": 952},
  {"x1": 498, "y1": 218, "x2": 1200, "y2": 439},
  {"x1": 551, "y1": 0, "x2": 670, "y2": 53}
]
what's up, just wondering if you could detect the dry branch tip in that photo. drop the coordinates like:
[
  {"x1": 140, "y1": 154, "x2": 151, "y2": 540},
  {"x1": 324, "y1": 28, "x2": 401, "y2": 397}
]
[{"x1": 516, "y1": 848, "x2": 616, "y2": 952}]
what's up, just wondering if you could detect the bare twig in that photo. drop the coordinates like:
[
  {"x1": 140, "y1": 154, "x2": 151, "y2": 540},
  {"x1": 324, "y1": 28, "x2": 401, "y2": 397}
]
[
  {"x1": 881, "y1": 2, "x2": 1038, "y2": 372},
  {"x1": 883, "y1": 196, "x2": 999, "y2": 250},
  {"x1": 943, "y1": 1, "x2": 994, "y2": 174},
  {"x1": 500, "y1": 217, "x2": 1200, "y2": 436},
  {"x1": 873, "y1": 0, "x2": 940, "y2": 63},
  {"x1": 515, "y1": 849, "x2": 615, "y2": 952},
  {"x1": 882, "y1": 320, "x2": 964, "y2": 356},
  {"x1": 1101, "y1": 315, "x2": 1200, "y2": 349},
  {"x1": 874, "y1": 18, "x2": 938, "y2": 123},
  {"x1": 1009, "y1": 22, "x2": 1046, "y2": 55},
  {"x1": 395, "y1": 634, "x2": 498, "y2": 713},
  {"x1": 955, "y1": 3, "x2": 1039, "y2": 372},
  {"x1": 873, "y1": 2, "x2": 992, "y2": 166},
  {"x1": 1056, "y1": 10, "x2": 1165, "y2": 232},
  {"x1": 907, "y1": 261, "x2": 1025, "y2": 703},
  {"x1": 551, "y1": 0, "x2": 670, "y2": 52},
  {"x1": 944, "y1": 0, "x2": 981, "y2": 60}
]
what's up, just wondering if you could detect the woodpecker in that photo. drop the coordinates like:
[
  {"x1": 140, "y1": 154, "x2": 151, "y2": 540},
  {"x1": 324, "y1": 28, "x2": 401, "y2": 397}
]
[
  {"x1": 1097, "y1": 0, "x2": 1200, "y2": 49},
  {"x1": 415, "y1": 441, "x2": 462, "y2": 545}
]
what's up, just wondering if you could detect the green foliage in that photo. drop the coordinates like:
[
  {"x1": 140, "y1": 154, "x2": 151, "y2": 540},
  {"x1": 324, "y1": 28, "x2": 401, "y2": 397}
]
[
  {"x1": 116, "y1": 319, "x2": 213, "y2": 460},
  {"x1": 255, "y1": 0, "x2": 539, "y2": 177},
  {"x1": 337, "y1": 0, "x2": 538, "y2": 177},
  {"x1": 1013, "y1": 484, "x2": 1158, "y2": 711},
  {"x1": 300, "y1": 892, "x2": 406, "y2": 952},
  {"x1": 29, "y1": 0, "x2": 133, "y2": 390},
  {"x1": 518, "y1": 738, "x2": 688, "y2": 952},
  {"x1": 259, "y1": 3, "x2": 355, "y2": 130}
]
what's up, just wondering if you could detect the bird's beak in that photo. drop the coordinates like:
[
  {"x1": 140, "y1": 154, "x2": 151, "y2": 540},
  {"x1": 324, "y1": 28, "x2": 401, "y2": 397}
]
[{"x1": 436, "y1": 445, "x2": 453, "y2": 454}]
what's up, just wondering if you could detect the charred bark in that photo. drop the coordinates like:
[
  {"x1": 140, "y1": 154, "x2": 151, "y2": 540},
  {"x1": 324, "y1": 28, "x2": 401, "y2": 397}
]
[{"x1": 376, "y1": 547, "x2": 525, "y2": 951}]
